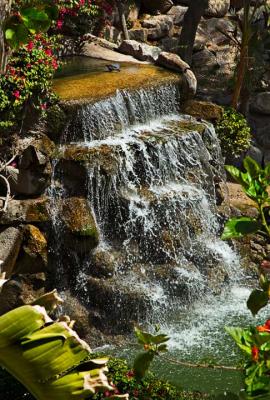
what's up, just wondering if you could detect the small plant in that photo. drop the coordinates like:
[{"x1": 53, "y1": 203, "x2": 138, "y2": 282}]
[
  {"x1": 222, "y1": 156, "x2": 270, "y2": 398},
  {"x1": 215, "y1": 108, "x2": 251, "y2": 159},
  {"x1": 133, "y1": 326, "x2": 169, "y2": 380},
  {"x1": 226, "y1": 321, "x2": 270, "y2": 398}
]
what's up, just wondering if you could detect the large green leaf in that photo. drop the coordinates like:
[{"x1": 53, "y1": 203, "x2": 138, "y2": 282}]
[
  {"x1": 0, "y1": 297, "x2": 119, "y2": 399},
  {"x1": 222, "y1": 217, "x2": 261, "y2": 240},
  {"x1": 225, "y1": 327, "x2": 252, "y2": 355},
  {"x1": 133, "y1": 351, "x2": 154, "y2": 380},
  {"x1": 247, "y1": 289, "x2": 269, "y2": 316},
  {"x1": 243, "y1": 156, "x2": 260, "y2": 179}
]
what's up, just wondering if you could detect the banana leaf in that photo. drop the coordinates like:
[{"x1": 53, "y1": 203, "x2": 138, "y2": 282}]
[{"x1": 0, "y1": 291, "x2": 128, "y2": 399}]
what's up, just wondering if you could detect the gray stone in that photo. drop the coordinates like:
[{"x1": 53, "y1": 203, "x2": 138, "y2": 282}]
[
  {"x1": 0, "y1": 227, "x2": 23, "y2": 277},
  {"x1": 118, "y1": 40, "x2": 162, "y2": 62},
  {"x1": 0, "y1": 197, "x2": 49, "y2": 225},
  {"x1": 192, "y1": 49, "x2": 219, "y2": 69},
  {"x1": 205, "y1": 0, "x2": 230, "y2": 17},
  {"x1": 246, "y1": 145, "x2": 264, "y2": 166},
  {"x1": 175, "y1": 0, "x2": 230, "y2": 17},
  {"x1": 82, "y1": 33, "x2": 118, "y2": 50},
  {"x1": 160, "y1": 37, "x2": 181, "y2": 53},
  {"x1": 81, "y1": 42, "x2": 146, "y2": 64},
  {"x1": 167, "y1": 5, "x2": 188, "y2": 25},
  {"x1": 142, "y1": 15, "x2": 174, "y2": 40},
  {"x1": 251, "y1": 92, "x2": 270, "y2": 115},
  {"x1": 103, "y1": 26, "x2": 123, "y2": 46},
  {"x1": 128, "y1": 28, "x2": 148, "y2": 42},
  {"x1": 157, "y1": 52, "x2": 197, "y2": 97}
]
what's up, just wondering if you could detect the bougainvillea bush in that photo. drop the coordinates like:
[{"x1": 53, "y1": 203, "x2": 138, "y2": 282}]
[{"x1": 0, "y1": 34, "x2": 59, "y2": 130}]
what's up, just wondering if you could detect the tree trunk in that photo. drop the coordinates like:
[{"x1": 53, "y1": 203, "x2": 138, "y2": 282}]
[
  {"x1": 116, "y1": 1, "x2": 129, "y2": 41},
  {"x1": 0, "y1": 0, "x2": 12, "y2": 74},
  {"x1": 178, "y1": 0, "x2": 208, "y2": 64}
]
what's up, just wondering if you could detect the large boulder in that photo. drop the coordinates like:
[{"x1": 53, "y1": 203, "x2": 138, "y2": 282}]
[
  {"x1": 205, "y1": 0, "x2": 230, "y2": 17},
  {"x1": 118, "y1": 40, "x2": 162, "y2": 62},
  {"x1": 182, "y1": 100, "x2": 224, "y2": 122},
  {"x1": 157, "y1": 52, "x2": 197, "y2": 97},
  {"x1": 141, "y1": 15, "x2": 174, "y2": 40},
  {"x1": 0, "y1": 197, "x2": 49, "y2": 225},
  {"x1": 251, "y1": 92, "x2": 270, "y2": 115},
  {"x1": 166, "y1": 5, "x2": 188, "y2": 25},
  {"x1": 175, "y1": 0, "x2": 230, "y2": 17},
  {"x1": 60, "y1": 197, "x2": 100, "y2": 254},
  {"x1": 14, "y1": 225, "x2": 48, "y2": 275},
  {"x1": 0, "y1": 227, "x2": 23, "y2": 277},
  {"x1": 1, "y1": 135, "x2": 55, "y2": 197},
  {"x1": 141, "y1": 0, "x2": 173, "y2": 14}
]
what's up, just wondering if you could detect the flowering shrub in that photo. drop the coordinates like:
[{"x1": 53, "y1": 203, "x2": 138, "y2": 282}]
[
  {"x1": 0, "y1": 34, "x2": 60, "y2": 130},
  {"x1": 92, "y1": 357, "x2": 193, "y2": 400},
  {"x1": 227, "y1": 322, "x2": 270, "y2": 398},
  {"x1": 53, "y1": 0, "x2": 113, "y2": 34}
]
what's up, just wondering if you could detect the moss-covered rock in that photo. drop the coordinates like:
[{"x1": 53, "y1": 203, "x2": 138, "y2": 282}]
[
  {"x1": 14, "y1": 225, "x2": 48, "y2": 275},
  {"x1": 182, "y1": 100, "x2": 223, "y2": 122},
  {"x1": 60, "y1": 197, "x2": 99, "y2": 253},
  {"x1": 56, "y1": 144, "x2": 119, "y2": 176},
  {"x1": 0, "y1": 197, "x2": 49, "y2": 225}
]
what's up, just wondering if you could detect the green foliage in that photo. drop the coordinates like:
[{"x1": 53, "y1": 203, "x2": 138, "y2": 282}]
[
  {"x1": 0, "y1": 301, "x2": 117, "y2": 399},
  {"x1": 5, "y1": 1, "x2": 58, "y2": 48},
  {"x1": 215, "y1": 108, "x2": 251, "y2": 159},
  {"x1": 222, "y1": 157, "x2": 270, "y2": 241},
  {"x1": 92, "y1": 356, "x2": 205, "y2": 400},
  {"x1": 133, "y1": 326, "x2": 169, "y2": 380},
  {"x1": 222, "y1": 156, "x2": 270, "y2": 316},
  {"x1": 226, "y1": 323, "x2": 270, "y2": 398}
]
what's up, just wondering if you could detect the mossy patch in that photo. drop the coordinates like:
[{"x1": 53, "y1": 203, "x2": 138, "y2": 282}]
[{"x1": 61, "y1": 197, "x2": 99, "y2": 247}]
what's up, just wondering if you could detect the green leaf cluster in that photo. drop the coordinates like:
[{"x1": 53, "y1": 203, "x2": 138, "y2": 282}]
[
  {"x1": 0, "y1": 303, "x2": 114, "y2": 399},
  {"x1": 215, "y1": 108, "x2": 251, "y2": 159},
  {"x1": 226, "y1": 325, "x2": 270, "y2": 398},
  {"x1": 222, "y1": 157, "x2": 270, "y2": 241},
  {"x1": 133, "y1": 326, "x2": 169, "y2": 380},
  {"x1": 5, "y1": 1, "x2": 58, "y2": 48}
]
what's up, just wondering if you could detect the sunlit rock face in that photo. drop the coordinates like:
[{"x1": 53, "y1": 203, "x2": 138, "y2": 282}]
[{"x1": 48, "y1": 67, "x2": 238, "y2": 337}]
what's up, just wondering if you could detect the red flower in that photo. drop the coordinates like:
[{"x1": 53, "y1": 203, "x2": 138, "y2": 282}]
[
  {"x1": 251, "y1": 346, "x2": 259, "y2": 362},
  {"x1": 126, "y1": 370, "x2": 135, "y2": 379},
  {"x1": 133, "y1": 389, "x2": 139, "y2": 397},
  {"x1": 256, "y1": 319, "x2": 270, "y2": 333},
  {"x1": 45, "y1": 48, "x2": 52, "y2": 57},
  {"x1": 40, "y1": 103, "x2": 47, "y2": 110},
  {"x1": 27, "y1": 41, "x2": 34, "y2": 51},
  {"x1": 12, "y1": 90, "x2": 20, "y2": 99},
  {"x1": 51, "y1": 59, "x2": 59, "y2": 70}
]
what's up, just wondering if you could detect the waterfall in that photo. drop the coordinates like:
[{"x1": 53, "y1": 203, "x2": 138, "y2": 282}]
[{"x1": 49, "y1": 82, "x2": 241, "y2": 334}]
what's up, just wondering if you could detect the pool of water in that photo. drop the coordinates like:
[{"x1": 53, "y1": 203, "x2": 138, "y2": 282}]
[{"x1": 113, "y1": 283, "x2": 268, "y2": 397}]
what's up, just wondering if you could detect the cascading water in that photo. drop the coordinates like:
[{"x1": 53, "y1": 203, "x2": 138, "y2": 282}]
[{"x1": 49, "y1": 81, "x2": 245, "y2": 343}]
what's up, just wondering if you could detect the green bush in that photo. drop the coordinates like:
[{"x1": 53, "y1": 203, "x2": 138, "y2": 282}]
[
  {"x1": 92, "y1": 356, "x2": 211, "y2": 400},
  {"x1": 215, "y1": 108, "x2": 251, "y2": 159}
]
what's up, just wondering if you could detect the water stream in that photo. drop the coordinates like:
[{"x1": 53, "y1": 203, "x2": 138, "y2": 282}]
[{"x1": 49, "y1": 72, "x2": 262, "y2": 395}]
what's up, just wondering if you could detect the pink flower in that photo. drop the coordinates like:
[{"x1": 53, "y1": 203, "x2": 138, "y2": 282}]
[
  {"x1": 40, "y1": 103, "x2": 47, "y2": 110},
  {"x1": 56, "y1": 19, "x2": 63, "y2": 29},
  {"x1": 12, "y1": 90, "x2": 20, "y2": 99}
]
